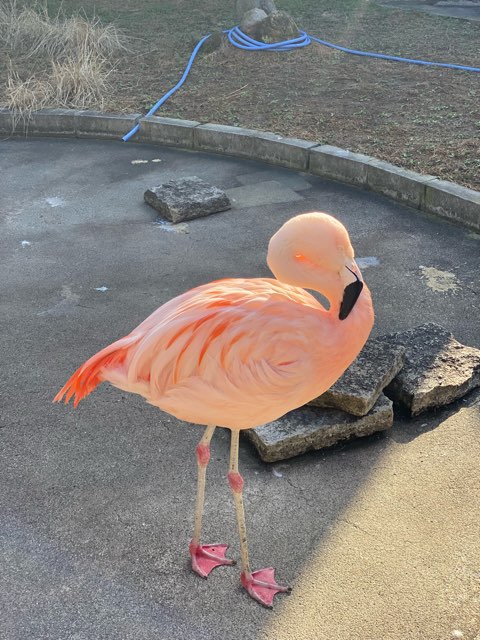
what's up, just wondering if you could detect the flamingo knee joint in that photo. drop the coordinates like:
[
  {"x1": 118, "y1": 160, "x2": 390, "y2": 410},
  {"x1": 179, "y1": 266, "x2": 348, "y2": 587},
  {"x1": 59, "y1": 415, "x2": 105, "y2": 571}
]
[
  {"x1": 228, "y1": 471, "x2": 244, "y2": 493},
  {"x1": 196, "y1": 443, "x2": 210, "y2": 466}
]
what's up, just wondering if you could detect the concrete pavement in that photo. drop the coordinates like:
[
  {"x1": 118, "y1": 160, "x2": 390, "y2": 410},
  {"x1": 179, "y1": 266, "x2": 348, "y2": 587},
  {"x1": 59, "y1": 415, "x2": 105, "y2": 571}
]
[{"x1": 1, "y1": 138, "x2": 479, "y2": 639}]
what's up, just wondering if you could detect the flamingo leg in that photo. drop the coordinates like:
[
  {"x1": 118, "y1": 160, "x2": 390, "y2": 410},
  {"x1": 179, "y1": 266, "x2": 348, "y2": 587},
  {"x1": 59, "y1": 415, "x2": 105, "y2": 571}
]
[
  {"x1": 189, "y1": 425, "x2": 235, "y2": 578},
  {"x1": 228, "y1": 430, "x2": 291, "y2": 608}
]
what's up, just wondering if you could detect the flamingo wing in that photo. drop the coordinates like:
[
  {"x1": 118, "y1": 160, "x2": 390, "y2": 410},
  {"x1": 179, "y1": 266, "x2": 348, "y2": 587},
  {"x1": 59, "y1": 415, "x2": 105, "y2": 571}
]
[{"x1": 100, "y1": 278, "x2": 333, "y2": 429}]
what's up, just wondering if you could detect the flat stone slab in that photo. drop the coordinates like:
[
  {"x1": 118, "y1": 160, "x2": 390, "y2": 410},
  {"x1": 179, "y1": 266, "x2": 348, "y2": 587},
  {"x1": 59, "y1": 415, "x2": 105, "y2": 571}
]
[
  {"x1": 226, "y1": 180, "x2": 303, "y2": 208},
  {"x1": 379, "y1": 323, "x2": 480, "y2": 415},
  {"x1": 309, "y1": 338, "x2": 405, "y2": 416},
  {"x1": 144, "y1": 176, "x2": 231, "y2": 223},
  {"x1": 237, "y1": 169, "x2": 312, "y2": 191},
  {"x1": 245, "y1": 394, "x2": 393, "y2": 462}
]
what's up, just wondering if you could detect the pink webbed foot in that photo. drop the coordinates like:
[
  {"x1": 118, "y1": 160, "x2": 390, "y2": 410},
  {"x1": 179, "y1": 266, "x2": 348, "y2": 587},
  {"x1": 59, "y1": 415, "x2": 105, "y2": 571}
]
[
  {"x1": 189, "y1": 541, "x2": 236, "y2": 578},
  {"x1": 241, "y1": 568, "x2": 292, "y2": 608}
]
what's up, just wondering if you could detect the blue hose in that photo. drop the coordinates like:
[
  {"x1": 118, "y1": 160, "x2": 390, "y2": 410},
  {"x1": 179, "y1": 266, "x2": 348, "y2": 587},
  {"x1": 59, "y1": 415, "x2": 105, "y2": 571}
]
[
  {"x1": 123, "y1": 33, "x2": 211, "y2": 142},
  {"x1": 227, "y1": 26, "x2": 311, "y2": 50},
  {"x1": 309, "y1": 34, "x2": 480, "y2": 72},
  {"x1": 123, "y1": 25, "x2": 480, "y2": 142}
]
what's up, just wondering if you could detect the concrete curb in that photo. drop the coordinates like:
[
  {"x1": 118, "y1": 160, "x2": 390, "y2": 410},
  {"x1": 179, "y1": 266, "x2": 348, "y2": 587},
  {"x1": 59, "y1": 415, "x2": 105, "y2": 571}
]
[
  {"x1": 1, "y1": 108, "x2": 478, "y2": 231},
  {"x1": 194, "y1": 123, "x2": 318, "y2": 170}
]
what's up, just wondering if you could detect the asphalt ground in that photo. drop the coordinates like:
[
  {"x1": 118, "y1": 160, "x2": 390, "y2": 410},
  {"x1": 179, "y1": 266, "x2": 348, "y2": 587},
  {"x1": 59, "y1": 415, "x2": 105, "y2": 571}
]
[
  {"x1": 378, "y1": 0, "x2": 480, "y2": 21},
  {"x1": 1, "y1": 137, "x2": 479, "y2": 640}
]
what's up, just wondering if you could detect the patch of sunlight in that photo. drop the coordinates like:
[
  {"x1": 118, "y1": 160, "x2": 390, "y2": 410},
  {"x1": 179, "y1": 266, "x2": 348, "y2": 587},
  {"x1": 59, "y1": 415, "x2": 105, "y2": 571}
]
[{"x1": 262, "y1": 405, "x2": 480, "y2": 640}]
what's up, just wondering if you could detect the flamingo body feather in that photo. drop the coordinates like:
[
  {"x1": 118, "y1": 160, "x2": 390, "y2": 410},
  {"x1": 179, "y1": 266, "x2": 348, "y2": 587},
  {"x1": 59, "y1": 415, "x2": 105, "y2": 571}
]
[{"x1": 55, "y1": 277, "x2": 371, "y2": 428}]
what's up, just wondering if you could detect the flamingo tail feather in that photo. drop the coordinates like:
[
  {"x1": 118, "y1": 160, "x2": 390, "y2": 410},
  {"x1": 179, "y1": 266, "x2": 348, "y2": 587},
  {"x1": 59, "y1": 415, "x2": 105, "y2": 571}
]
[{"x1": 53, "y1": 338, "x2": 133, "y2": 407}]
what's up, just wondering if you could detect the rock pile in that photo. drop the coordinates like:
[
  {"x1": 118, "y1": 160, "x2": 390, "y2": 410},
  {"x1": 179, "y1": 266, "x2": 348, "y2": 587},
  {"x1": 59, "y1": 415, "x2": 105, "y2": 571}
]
[
  {"x1": 246, "y1": 395, "x2": 394, "y2": 463},
  {"x1": 379, "y1": 323, "x2": 480, "y2": 415},
  {"x1": 236, "y1": 0, "x2": 300, "y2": 43},
  {"x1": 245, "y1": 323, "x2": 480, "y2": 462}
]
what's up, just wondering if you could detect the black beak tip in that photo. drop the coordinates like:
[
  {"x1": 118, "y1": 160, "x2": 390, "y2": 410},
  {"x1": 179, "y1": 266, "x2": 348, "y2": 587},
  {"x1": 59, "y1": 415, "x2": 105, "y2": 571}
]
[{"x1": 339, "y1": 279, "x2": 363, "y2": 320}]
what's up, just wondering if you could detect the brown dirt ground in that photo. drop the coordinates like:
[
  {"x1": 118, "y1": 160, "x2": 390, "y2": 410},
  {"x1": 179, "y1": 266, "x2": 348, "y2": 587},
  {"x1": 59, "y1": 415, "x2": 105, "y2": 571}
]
[{"x1": 1, "y1": 0, "x2": 479, "y2": 189}]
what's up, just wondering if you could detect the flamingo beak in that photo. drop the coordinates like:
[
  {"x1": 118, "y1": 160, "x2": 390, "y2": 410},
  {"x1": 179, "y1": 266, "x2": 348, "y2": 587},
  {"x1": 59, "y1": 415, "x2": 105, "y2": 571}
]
[{"x1": 339, "y1": 260, "x2": 363, "y2": 320}]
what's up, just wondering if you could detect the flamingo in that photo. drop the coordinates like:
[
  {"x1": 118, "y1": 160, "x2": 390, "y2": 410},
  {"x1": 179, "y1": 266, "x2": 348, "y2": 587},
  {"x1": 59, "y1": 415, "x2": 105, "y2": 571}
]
[{"x1": 54, "y1": 212, "x2": 374, "y2": 608}]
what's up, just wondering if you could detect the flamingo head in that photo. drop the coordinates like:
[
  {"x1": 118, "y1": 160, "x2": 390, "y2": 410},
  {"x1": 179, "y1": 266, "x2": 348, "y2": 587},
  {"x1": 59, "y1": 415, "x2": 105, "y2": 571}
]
[{"x1": 267, "y1": 212, "x2": 365, "y2": 319}]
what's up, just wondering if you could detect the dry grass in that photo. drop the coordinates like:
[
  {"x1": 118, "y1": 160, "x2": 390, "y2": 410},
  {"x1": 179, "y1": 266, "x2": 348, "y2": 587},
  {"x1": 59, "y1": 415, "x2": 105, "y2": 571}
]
[
  {"x1": 0, "y1": 0, "x2": 129, "y2": 57},
  {"x1": 5, "y1": 65, "x2": 49, "y2": 125},
  {"x1": 0, "y1": 0, "x2": 127, "y2": 115},
  {"x1": 0, "y1": 2, "x2": 52, "y2": 53},
  {"x1": 51, "y1": 53, "x2": 112, "y2": 109}
]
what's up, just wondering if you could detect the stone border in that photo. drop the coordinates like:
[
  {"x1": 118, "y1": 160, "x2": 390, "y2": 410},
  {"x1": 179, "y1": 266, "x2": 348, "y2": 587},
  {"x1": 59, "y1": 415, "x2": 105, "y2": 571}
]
[{"x1": 1, "y1": 108, "x2": 478, "y2": 231}]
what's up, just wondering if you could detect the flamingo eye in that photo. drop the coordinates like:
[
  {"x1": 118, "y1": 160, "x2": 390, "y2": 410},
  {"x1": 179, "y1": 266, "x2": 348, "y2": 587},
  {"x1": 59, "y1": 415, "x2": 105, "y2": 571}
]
[{"x1": 294, "y1": 254, "x2": 317, "y2": 267}]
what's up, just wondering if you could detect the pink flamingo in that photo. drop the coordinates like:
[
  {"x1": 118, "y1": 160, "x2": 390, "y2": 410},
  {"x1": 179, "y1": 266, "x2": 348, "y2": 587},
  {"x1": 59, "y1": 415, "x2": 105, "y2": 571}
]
[{"x1": 54, "y1": 212, "x2": 374, "y2": 607}]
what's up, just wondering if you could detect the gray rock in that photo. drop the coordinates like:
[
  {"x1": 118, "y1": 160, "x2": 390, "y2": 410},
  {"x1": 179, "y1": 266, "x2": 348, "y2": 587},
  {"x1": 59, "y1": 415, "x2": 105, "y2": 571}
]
[
  {"x1": 240, "y1": 8, "x2": 268, "y2": 37},
  {"x1": 260, "y1": 0, "x2": 277, "y2": 14},
  {"x1": 257, "y1": 10, "x2": 299, "y2": 42},
  {"x1": 144, "y1": 177, "x2": 231, "y2": 223},
  {"x1": 244, "y1": 395, "x2": 393, "y2": 462},
  {"x1": 379, "y1": 323, "x2": 480, "y2": 415},
  {"x1": 235, "y1": 0, "x2": 261, "y2": 20},
  {"x1": 309, "y1": 338, "x2": 405, "y2": 416}
]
